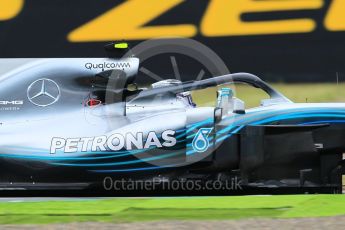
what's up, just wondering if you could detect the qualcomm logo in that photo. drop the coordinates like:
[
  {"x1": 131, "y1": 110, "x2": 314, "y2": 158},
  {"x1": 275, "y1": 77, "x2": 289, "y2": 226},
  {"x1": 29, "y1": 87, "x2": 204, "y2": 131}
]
[
  {"x1": 192, "y1": 128, "x2": 213, "y2": 152},
  {"x1": 27, "y1": 78, "x2": 60, "y2": 107}
]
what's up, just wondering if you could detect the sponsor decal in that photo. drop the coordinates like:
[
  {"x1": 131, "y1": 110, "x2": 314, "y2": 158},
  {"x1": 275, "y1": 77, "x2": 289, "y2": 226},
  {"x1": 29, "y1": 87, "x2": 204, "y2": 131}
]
[
  {"x1": 85, "y1": 62, "x2": 131, "y2": 70},
  {"x1": 0, "y1": 100, "x2": 23, "y2": 111},
  {"x1": 315, "y1": 143, "x2": 324, "y2": 149},
  {"x1": 27, "y1": 78, "x2": 60, "y2": 107},
  {"x1": 50, "y1": 130, "x2": 176, "y2": 154},
  {"x1": 192, "y1": 128, "x2": 213, "y2": 153},
  {"x1": 0, "y1": 100, "x2": 23, "y2": 105}
]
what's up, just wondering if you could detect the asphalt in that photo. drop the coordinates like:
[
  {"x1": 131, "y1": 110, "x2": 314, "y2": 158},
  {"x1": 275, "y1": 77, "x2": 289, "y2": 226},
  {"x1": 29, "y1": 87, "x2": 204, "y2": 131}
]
[{"x1": 2, "y1": 217, "x2": 345, "y2": 230}]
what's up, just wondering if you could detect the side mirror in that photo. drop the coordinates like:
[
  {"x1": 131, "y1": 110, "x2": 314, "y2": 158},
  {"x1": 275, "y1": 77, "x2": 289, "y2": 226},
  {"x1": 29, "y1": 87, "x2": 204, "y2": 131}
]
[
  {"x1": 233, "y1": 98, "x2": 245, "y2": 114},
  {"x1": 214, "y1": 107, "x2": 223, "y2": 123}
]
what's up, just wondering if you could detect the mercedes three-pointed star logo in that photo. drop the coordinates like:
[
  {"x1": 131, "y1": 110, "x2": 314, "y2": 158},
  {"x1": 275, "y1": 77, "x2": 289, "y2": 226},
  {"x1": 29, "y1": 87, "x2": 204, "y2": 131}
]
[{"x1": 27, "y1": 78, "x2": 60, "y2": 107}]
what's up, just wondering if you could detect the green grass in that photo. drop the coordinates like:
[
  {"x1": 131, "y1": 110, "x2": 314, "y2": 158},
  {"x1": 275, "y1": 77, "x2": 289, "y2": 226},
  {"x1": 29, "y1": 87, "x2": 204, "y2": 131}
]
[
  {"x1": 192, "y1": 83, "x2": 345, "y2": 108},
  {"x1": 0, "y1": 195, "x2": 345, "y2": 224}
]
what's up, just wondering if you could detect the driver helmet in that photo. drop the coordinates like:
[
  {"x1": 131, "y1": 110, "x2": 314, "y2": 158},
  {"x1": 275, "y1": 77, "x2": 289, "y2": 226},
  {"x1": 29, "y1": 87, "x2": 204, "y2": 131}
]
[
  {"x1": 177, "y1": 91, "x2": 196, "y2": 107},
  {"x1": 151, "y1": 79, "x2": 196, "y2": 107}
]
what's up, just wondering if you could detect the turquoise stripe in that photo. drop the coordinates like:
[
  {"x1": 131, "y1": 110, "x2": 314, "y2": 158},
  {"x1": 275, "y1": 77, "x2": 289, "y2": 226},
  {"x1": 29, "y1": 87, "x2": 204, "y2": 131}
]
[{"x1": 51, "y1": 151, "x2": 184, "y2": 167}]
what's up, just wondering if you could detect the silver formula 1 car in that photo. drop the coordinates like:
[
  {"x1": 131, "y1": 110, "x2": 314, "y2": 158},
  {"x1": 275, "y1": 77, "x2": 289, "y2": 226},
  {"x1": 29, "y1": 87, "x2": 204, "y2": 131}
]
[{"x1": 0, "y1": 48, "x2": 345, "y2": 194}]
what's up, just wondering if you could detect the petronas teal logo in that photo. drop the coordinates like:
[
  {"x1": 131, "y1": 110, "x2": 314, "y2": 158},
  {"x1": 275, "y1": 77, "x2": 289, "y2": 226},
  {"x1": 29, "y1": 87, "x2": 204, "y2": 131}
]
[{"x1": 192, "y1": 128, "x2": 213, "y2": 152}]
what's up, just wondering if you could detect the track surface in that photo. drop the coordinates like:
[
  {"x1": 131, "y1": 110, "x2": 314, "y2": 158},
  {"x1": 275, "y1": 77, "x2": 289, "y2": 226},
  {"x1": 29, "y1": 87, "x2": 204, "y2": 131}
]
[{"x1": 1, "y1": 216, "x2": 345, "y2": 230}]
